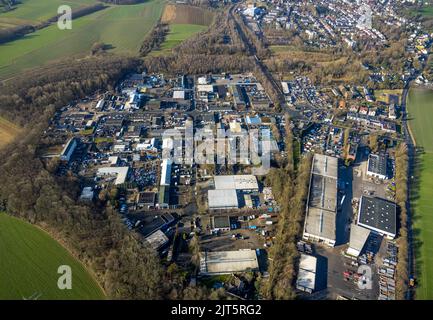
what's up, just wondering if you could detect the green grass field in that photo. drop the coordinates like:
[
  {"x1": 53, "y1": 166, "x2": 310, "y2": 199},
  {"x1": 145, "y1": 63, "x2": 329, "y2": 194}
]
[
  {"x1": 0, "y1": 212, "x2": 105, "y2": 300},
  {"x1": 408, "y1": 88, "x2": 433, "y2": 153},
  {"x1": 151, "y1": 23, "x2": 207, "y2": 56},
  {"x1": 416, "y1": 5, "x2": 433, "y2": 18},
  {"x1": 407, "y1": 88, "x2": 433, "y2": 299},
  {"x1": 0, "y1": 0, "x2": 98, "y2": 28},
  {"x1": 0, "y1": 0, "x2": 164, "y2": 79}
]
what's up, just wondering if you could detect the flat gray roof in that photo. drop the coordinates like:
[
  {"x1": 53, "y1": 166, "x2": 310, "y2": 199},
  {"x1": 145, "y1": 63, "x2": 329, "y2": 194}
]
[
  {"x1": 304, "y1": 207, "x2": 336, "y2": 242},
  {"x1": 308, "y1": 174, "x2": 337, "y2": 212},
  {"x1": 304, "y1": 154, "x2": 339, "y2": 243},
  {"x1": 214, "y1": 175, "x2": 258, "y2": 190},
  {"x1": 208, "y1": 189, "x2": 239, "y2": 209},
  {"x1": 348, "y1": 224, "x2": 371, "y2": 255},
  {"x1": 212, "y1": 216, "x2": 231, "y2": 229},
  {"x1": 311, "y1": 153, "x2": 338, "y2": 179},
  {"x1": 199, "y1": 250, "x2": 259, "y2": 275}
]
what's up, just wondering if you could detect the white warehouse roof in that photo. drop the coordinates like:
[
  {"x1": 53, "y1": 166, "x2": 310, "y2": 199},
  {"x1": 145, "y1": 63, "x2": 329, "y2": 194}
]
[
  {"x1": 214, "y1": 175, "x2": 258, "y2": 191},
  {"x1": 208, "y1": 189, "x2": 239, "y2": 209},
  {"x1": 160, "y1": 159, "x2": 172, "y2": 186},
  {"x1": 173, "y1": 90, "x2": 185, "y2": 99}
]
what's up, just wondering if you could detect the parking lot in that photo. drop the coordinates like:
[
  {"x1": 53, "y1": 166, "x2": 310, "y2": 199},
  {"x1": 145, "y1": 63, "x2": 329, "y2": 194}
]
[{"x1": 312, "y1": 244, "x2": 380, "y2": 300}]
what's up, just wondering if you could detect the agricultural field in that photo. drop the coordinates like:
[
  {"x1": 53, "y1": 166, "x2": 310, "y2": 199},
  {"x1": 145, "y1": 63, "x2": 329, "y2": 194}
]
[
  {"x1": 0, "y1": 0, "x2": 97, "y2": 29},
  {"x1": 407, "y1": 88, "x2": 433, "y2": 299},
  {"x1": 151, "y1": 4, "x2": 213, "y2": 56},
  {"x1": 0, "y1": 212, "x2": 105, "y2": 300},
  {"x1": 0, "y1": 116, "x2": 21, "y2": 149},
  {"x1": 161, "y1": 4, "x2": 214, "y2": 26},
  {"x1": 0, "y1": 0, "x2": 164, "y2": 79},
  {"x1": 151, "y1": 23, "x2": 207, "y2": 56}
]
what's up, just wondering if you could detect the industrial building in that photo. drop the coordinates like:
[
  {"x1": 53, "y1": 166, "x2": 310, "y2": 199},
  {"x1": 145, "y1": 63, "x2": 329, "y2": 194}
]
[
  {"x1": 145, "y1": 230, "x2": 169, "y2": 251},
  {"x1": 136, "y1": 192, "x2": 156, "y2": 209},
  {"x1": 303, "y1": 154, "x2": 339, "y2": 247},
  {"x1": 296, "y1": 253, "x2": 318, "y2": 293},
  {"x1": 158, "y1": 185, "x2": 170, "y2": 209},
  {"x1": 208, "y1": 175, "x2": 259, "y2": 210},
  {"x1": 213, "y1": 175, "x2": 258, "y2": 191},
  {"x1": 357, "y1": 196, "x2": 397, "y2": 239},
  {"x1": 97, "y1": 167, "x2": 129, "y2": 185},
  {"x1": 366, "y1": 153, "x2": 388, "y2": 180},
  {"x1": 136, "y1": 213, "x2": 175, "y2": 238},
  {"x1": 199, "y1": 250, "x2": 259, "y2": 275},
  {"x1": 347, "y1": 224, "x2": 371, "y2": 257},
  {"x1": 160, "y1": 159, "x2": 172, "y2": 186},
  {"x1": 208, "y1": 189, "x2": 239, "y2": 210},
  {"x1": 60, "y1": 137, "x2": 78, "y2": 162},
  {"x1": 210, "y1": 216, "x2": 232, "y2": 232}
]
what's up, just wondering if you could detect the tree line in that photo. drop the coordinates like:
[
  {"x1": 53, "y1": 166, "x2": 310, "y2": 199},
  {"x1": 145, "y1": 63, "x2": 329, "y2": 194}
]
[
  {"x1": 394, "y1": 143, "x2": 410, "y2": 300},
  {"x1": 139, "y1": 22, "x2": 169, "y2": 56},
  {"x1": 258, "y1": 116, "x2": 312, "y2": 299}
]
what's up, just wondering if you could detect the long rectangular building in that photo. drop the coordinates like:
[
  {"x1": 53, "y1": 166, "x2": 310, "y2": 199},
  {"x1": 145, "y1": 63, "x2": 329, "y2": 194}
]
[
  {"x1": 296, "y1": 254, "x2": 317, "y2": 293},
  {"x1": 213, "y1": 175, "x2": 259, "y2": 191},
  {"x1": 60, "y1": 137, "x2": 78, "y2": 162},
  {"x1": 160, "y1": 159, "x2": 172, "y2": 186},
  {"x1": 303, "y1": 154, "x2": 339, "y2": 247},
  {"x1": 199, "y1": 250, "x2": 259, "y2": 275}
]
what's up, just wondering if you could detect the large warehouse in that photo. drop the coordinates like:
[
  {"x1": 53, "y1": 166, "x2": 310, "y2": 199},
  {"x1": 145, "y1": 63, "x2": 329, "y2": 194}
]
[
  {"x1": 357, "y1": 196, "x2": 397, "y2": 239},
  {"x1": 208, "y1": 175, "x2": 259, "y2": 210},
  {"x1": 213, "y1": 175, "x2": 259, "y2": 191},
  {"x1": 199, "y1": 250, "x2": 259, "y2": 275},
  {"x1": 303, "y1": 154, "x2": 339, "y2": 247},
  {"x1": 208, "y1": 189, "x2": 239, "y2": 210}
]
